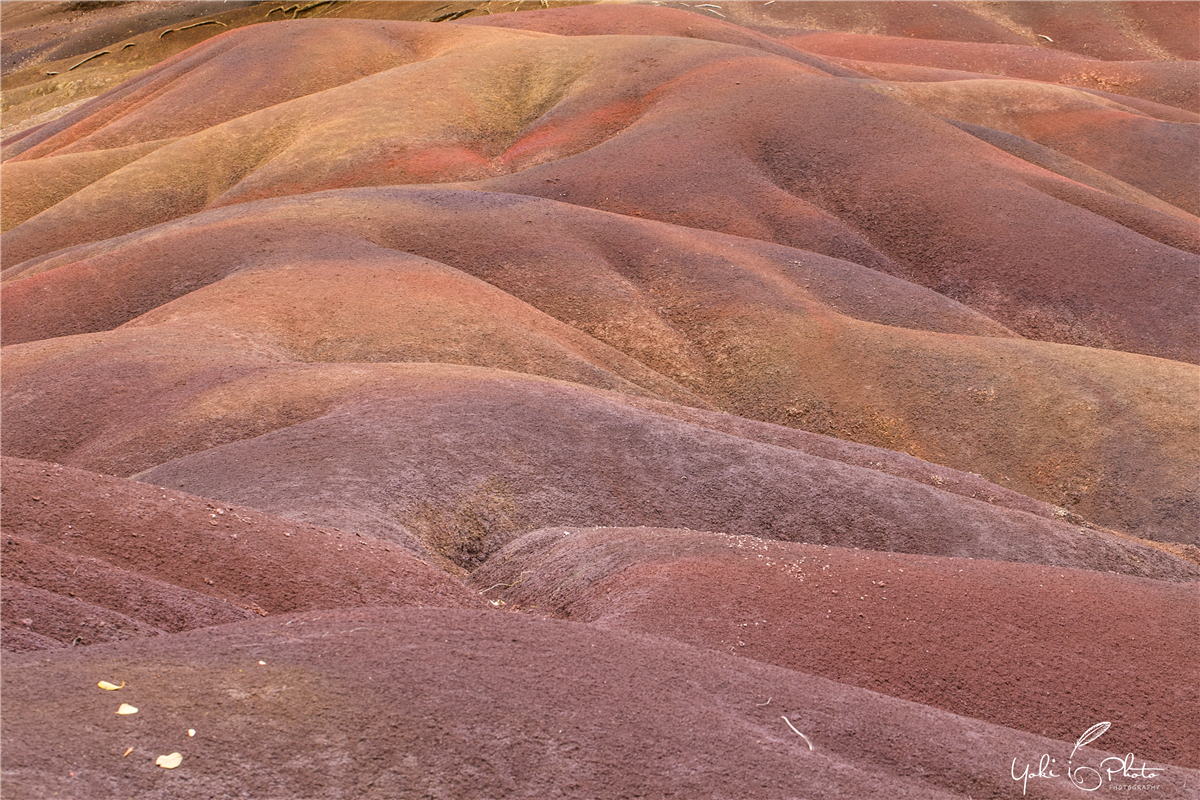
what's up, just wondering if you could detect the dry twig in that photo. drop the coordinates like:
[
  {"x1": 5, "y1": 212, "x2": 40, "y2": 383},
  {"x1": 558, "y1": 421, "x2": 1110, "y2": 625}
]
[
  {"x1": 782, "y1": 716, "x2": 814, "y2": 751},
  {"x1": 68, "y1": 51, "x2": 109, "y2": 71},
  {"x1": 160, "y1": 20, "x2": 227, "y2": 38}
]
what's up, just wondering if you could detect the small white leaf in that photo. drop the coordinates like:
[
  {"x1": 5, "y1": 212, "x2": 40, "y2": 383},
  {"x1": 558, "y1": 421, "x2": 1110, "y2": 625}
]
[
  {"x1": 116, "y1": 703, "x2": 138, "y2": 715},
  {"x1": 97, "y1": 680, "x2": 124, "y2": 691},
  {"x1": 155, "y1": 752, "x2": 183, "y2": 769}
]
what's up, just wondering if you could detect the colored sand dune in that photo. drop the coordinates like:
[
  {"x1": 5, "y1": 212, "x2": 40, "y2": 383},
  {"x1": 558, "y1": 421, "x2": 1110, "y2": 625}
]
[{"x1": 3, "y1": 2, "x2": 1197, "y2": 798}]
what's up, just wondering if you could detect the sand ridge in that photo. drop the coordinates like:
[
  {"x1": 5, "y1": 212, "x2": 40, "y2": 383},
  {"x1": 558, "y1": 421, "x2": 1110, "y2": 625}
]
[{"x1": 2, "y1": 3, "x2": 1197, "y2": 798}]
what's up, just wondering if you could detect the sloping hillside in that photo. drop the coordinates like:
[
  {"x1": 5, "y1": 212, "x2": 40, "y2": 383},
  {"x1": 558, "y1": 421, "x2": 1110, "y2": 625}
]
[{"x1": 3, "y1": 3, "x2": 1197, "y2": 797}]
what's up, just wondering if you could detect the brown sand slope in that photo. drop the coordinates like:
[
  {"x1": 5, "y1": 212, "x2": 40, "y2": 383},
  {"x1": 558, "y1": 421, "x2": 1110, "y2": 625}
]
[
  {"x1": 857, "y1": 77, "x2": 1200, "y2": 215},
  {"x1": 2, "y1": 4, "x2": 1197, "y2": 797},
  {"x1": 3, "y1": 20, "x2": 511, "y2": 162},
  {"x1": 474, "y1": 60, "x2": 1199, "y2": 362},
  {"x1": 784, "y1": 31, "x2": 1200, "y2": 111},
  {"x1": 1, "y1": 579, "x2": 174, "y2": 650},
  {"x1": 120, "y1": 364, "x2": 1192, "y2": 580},
  {"x1": 0, "y1": 235, "x2": 702, "y2": 404},
  {"x1": 0, "y1": 1, "x2": 264, "y2": 140},
  {"x1": 3, "y1": 187, "x2": 1196, "y2": 541},
  {"x1": 0, "y1": 319, "x2": 1097, "y2": 524},
  {"x1": 0, "y1": 138, "x2": 174, "y2": 232},
  {"x1": 3, "y1": 606, "x2": 1196, "y2": 800},
  {"x1": 713, "y1": 1, "x2": 1200, "y2": 61},
  {"x1": 0, "y1": 3, "x2": 601, "y2": 141},
  {"x1": 0, "y1": 457, "x2": 484, "y2": 652},
  {"x1": 7, "y1": 345, "x2": 1176, "y2": 558},
  {"x1": 2, "y1": 15, "x2": 1196, "y2": 364},
  {"x1": 472, "y1": 526, "x2": 1200, "y2": 767}
]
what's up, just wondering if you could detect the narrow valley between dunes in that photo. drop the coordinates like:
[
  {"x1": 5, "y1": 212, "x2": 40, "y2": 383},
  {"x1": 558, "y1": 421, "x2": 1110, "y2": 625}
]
[{"x1": 2, "y1": 2, "x2": 1197, "y2": 798}]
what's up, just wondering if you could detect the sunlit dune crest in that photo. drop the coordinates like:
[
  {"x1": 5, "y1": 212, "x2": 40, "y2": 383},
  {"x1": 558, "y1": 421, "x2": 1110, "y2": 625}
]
[{"x1": 3, "y1": 2, "x2": 1197, "y2": 797}]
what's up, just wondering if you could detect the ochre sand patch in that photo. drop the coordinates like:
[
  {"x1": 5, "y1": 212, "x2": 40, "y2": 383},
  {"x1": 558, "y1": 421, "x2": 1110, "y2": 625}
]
[
  {"x1": 2, "y1": 3, "x2": 1197, "y2": 797},
  {"x1": 3, "y1": 189, "x2": 1196, "y2": 541},
  {"x1": 3, "y1": 17, "x2": 1197, "y2": 365}
]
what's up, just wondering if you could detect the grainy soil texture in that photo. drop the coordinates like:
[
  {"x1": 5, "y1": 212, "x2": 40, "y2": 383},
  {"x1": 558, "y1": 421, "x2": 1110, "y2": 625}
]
[{"x1": 2, "y1": 2, "x2": 1198, "y2": 798}]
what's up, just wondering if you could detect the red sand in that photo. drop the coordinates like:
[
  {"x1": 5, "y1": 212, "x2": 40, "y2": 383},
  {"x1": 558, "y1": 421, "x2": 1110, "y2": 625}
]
[
  {"x1": 2, "y1": 188, "x2": 1196, "y2": 540},
  {"x1": 1, "y1": 457, "x2": 485, "y2": 644},
  {"x1": 2, "y1": 3, "x2": 1197, "y2": 797},
  {"x1": 473, "y1": 526, "x2": 1200, "y2": 767},
  {"x1": 5, "y1": 605, "x2": 1196, "y2": 799}
]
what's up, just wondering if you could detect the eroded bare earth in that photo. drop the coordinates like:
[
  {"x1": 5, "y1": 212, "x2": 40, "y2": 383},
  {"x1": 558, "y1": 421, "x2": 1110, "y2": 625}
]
[{"x1": 2, "y1": 2, "x2": 1197, "y2": 798}]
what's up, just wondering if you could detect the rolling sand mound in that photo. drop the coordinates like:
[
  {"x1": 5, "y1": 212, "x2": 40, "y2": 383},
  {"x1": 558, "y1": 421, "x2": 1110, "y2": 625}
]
[
  {"x1": 3, "y1": 606, "x2": 1197, "y2": 800},
  {"x1": 726, "y1": 1, "x2": 1200, "y2": 61},
  {"x1": 3, "y1": 20, "x2": 511, "y2": 162},
  {"x1": 126, "y1": 365, "x2": 1191, "y2": 579},
  {"x1": 3, "y1": 187, "x2": 1196, "y2": 540},
  {"x1": 472, "y1": 526, "x2": 1199, "y2": 766},
  {"x1": 785, "y1": 31, "x2": 1200, "y2": 111},
  {"x1": 3, "y1": 3, "x2": 1196, "y2": 796},
  {"x1": 1, "y1": 579, "x2": 174, "y2": 649},
  {"x1": 3, "y1": 16, "x2": 1197, "y2": 365},
  {"x1": 1, "y1": 2, "x2": 261, "y2": 76},
  {"x1": 860, "y1": 77, "x2": 1200, "y2": 215},
  {"x1": 0, "y1": 138, "x2": 173, "y2": 232},
  {"x1": 4, "y1": 328, "x2": 1195, "y2": 573},
  {"x1": 1, "y1": 457, "x2": 484, "y2": 651}
]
